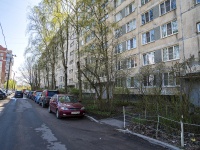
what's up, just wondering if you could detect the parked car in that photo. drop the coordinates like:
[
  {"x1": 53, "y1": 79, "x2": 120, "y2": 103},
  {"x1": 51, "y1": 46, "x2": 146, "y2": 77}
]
[
  {"x1": 48, "y1": 94, "x2": 85, "y2": 119},
  {"x1": 0, "y1": 90, "x2": 7, "y2": 100},
  {"x1": 14, "y1": 91, "x2": 23, "y2": 98},
  {"x1": 27, "y1": 91, "x2": 33, "y2": 99},
  {"x1": 34, "y1": 91, "x2": 42, "y2": 104},
  {"x1": 39, "y1": 90, "x2": 59, "y2": 108}
]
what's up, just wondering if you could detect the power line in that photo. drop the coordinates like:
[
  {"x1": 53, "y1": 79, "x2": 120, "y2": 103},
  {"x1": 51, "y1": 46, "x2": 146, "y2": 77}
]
[{"x1": 0, "y1": 22, "x2": 7, "y2": 48}]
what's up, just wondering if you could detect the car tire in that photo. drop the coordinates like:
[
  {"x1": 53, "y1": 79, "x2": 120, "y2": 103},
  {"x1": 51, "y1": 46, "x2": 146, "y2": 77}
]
[
  {"x1": 48, "y1": 106, "x2": 52, "y2": 113},
  {"x1": 56, "y1": 110, "x2": 61, "y2": 119}
]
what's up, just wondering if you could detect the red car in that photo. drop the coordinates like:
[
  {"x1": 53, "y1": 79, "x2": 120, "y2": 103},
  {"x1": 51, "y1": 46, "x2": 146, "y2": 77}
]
[{"x1": 48, "y1": 94, "x2": 85, "y2": 119}]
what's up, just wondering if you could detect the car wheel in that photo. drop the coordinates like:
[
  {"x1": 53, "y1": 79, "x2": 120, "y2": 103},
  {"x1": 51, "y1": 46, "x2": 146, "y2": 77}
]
[
  {"x1": 48, "y1": 106, "x2": 52, "y2": 113},
  {"x1": 56, "y1": 110, "x2": 61, "y2": 119}
]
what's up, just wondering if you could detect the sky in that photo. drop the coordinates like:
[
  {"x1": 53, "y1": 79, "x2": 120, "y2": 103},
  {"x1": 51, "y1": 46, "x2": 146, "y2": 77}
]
[{"x1": 0, "y1": 0, "x2": 41, "y2": 79}]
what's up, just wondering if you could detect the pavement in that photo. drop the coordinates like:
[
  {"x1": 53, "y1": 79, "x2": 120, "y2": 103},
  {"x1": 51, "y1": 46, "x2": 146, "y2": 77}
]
[
  {"x1": 0, "y1": 96, "x2": 180, "y2": 150},
  {"x1": 86, "y1": 115, "x2": 181, "y2": 150}
]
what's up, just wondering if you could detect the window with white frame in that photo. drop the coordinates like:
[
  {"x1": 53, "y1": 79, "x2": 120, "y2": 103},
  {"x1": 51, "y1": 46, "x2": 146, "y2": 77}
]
[
  {"x1": 115, "y1": 11, "x2": 122, "y2": 22},
  {"x1": 142, "y1": 29, "x2": 155, "y2": 44},
  {"x1": 115, "y1": 43, "x2": 123, "y2": 54},
  {"x1": 114, "y1": 0, "x2": 123, "y2": 7},
  {"x1": 125, "y1": 2, "x2": 135, "y2": 16},
  {"x1": 127, "y1": 57, "x2": 137, "y2": 68},
  {"x1": 197, "y1": 23, "x2": 200, "y2": 33},
  {"x1": 143, "y1": 51, "x2": 155, "y2": 65},
  {"x1": 141, "y1": 9, "x2": 153, "y2": 25},
  {"x1": 163, "y1": 72, "x2": 180, "y2": 86},
  {"x1": 161, "y1": 20, "x2": 178, "y2": 38},
  {"x1": 126, "y1": 77, "x2": 135, "y2": 88},
  {"x1": 127, "y1": 37, "x2": 136, "y2": 50},
  {"x1": 163, "y1": 45, "x2": 179, "y2": 61},
  {"x1": 143, "y1": 75, "x2": 156, "y2": 86},
  {"x1": 115, "y1": 27, "x2": 122, "y2": 38},
  {"x1": 116, "y1": 78, "x2": 126, "y2": 87},
  {"x1": 116, "y1": 61, "x2": 122, "y2": 70},
  {"x1": 141, "y1": 0, "x2": 150, "y2": 6},
  {"x1": 126, "y1": 19, "x2": 136, "y2": 33},
  {"x1": 196, "y1": 0, "x2": 200, "y2": 4},
  {"x1": 160, "y1": 0, "x2": 176, "y2": 16}
]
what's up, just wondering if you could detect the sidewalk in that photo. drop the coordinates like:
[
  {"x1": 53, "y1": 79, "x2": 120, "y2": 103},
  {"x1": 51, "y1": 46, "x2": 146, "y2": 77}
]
[{"x1": 86, "y1": 115, "x2": 180, "y2": 150}]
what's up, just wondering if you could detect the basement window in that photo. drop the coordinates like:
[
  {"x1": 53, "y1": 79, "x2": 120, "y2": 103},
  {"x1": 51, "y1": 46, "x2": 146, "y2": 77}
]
[{"x1": 197, "y1": 23, "x2": 200, "y2": 33}]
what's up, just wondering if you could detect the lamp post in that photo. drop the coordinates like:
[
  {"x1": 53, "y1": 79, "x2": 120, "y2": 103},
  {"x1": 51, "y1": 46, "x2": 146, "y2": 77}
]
[{"x1": 6, "y1": 54, "x2": 16, "y2": 93}]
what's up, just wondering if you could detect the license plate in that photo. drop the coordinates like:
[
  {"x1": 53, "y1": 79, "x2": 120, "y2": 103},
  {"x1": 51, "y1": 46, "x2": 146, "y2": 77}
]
[{"x1": 71, "y1": 111, "x2": 80, "y2": 114}]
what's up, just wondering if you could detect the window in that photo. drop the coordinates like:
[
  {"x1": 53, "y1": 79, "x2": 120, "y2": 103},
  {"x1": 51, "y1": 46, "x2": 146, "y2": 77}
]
[
  {"x1": 163, "y1": 45, "x2": 179, "y2": 61},
  {"x1": 0, "y1": 56, "x2": 3, "y2": 61},
  {"x1": 196, "y1": 0, "x2": 200, "y2": 4},
  {"x1": 163, "y1": 72, "x2": 180, "y2": 86},
  {"x1": 161, "y1": 20, "x2": 178, "y2": 38},
  {"x1": 115, "y1": 78, "x2": 126, "y2": 87},
  {"x1": 115, "y1": 27, "x2": 122, "y2": 38},
  {"x1": 127, "y1": 37, "x2": 137, "y2": 50},
  {"x1": 143, "y1": 51, "x2": 155, "y2": 65},
  {"x1": 115, "y1": 11, "x2": 122, "y2": 22},
  {"x1": 142, "y1": 29, "x2": 155, "y2": 44},
  {"x1": 126, "y1": 19, "x2": 136, "y2": 33},
  {"x1": 125, "y1": 2, "x2": 135, "y2": 16},
  {"x1": 143, "y1": 75, "x2": 156, "y2": 86},
  {"x1": 127, "y1": 57, "x2": 137, "y2": 68},
  {"x1": 115, "y1": 43, "x2": 123, "y2": 54},
  {"x1": 160, "y1": 0, "x2": 176, "y2": 16},
  {"x1": 116, "y1": 61, "x2": 122, "y2": 70},
  {"x1": 141, "y1": 0, "x2": 150, "y2": 6},
  {"x1": 114, "y1": 0, "x2": 123, "y2": 7},
  {"x1": 197, "y1": 23, "x2": 200, "y2": 33},
  {"x1": 126, "y1": 77, "x2": 135, "y2": 88},
  {"x1": 141, "y1": 9, "x2": 153, "y2": 25}
]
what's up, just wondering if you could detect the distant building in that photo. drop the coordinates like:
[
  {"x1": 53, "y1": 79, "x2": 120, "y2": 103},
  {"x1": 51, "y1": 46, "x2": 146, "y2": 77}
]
[{"x1": 0, "y1": 45, "x2": 14, "y2": 88}]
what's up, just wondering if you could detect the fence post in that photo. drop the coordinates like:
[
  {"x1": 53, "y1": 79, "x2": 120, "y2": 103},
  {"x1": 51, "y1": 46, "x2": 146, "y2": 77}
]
[
  {"x1": 181, "y1": 115, "x2": 184, "y2": 147},
  {"x1": 156, "y1": 115, "x2": 160, "y2": 139},
  {"x1": 123, "y1": 106, "x2": 125, "y2": 129}
]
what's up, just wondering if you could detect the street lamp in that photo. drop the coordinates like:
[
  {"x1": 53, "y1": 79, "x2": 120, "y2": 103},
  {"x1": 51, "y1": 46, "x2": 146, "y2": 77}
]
[{"x1": 6, "y1": 54, "x2": 16, "y2": 93}]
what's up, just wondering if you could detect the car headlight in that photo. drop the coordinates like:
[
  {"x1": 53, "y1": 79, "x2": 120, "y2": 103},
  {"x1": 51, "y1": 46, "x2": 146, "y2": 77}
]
[
  {"x1": 60, "y1": 106, "x2": 69, "y2": 110},
  {"x1": 81, "y1": 107, "x2": 85, "y2": 110}
]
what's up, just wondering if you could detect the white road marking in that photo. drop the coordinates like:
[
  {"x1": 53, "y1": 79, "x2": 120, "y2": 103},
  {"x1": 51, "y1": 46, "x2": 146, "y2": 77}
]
[{"x1": 35, "y1": 124, "x2": 67, "y2": 150}]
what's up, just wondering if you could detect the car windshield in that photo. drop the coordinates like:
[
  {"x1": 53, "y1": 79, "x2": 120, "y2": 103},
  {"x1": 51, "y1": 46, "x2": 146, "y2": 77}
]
[
  {"x1": 48, "y1": 91, "x2": 59, "y2": 97},
  {"x1": 58, "y1": 96, "x2": 78, "y2": 103},
  {"x1": 16, "y1": 91, "x2": 22, "y2": 94}
]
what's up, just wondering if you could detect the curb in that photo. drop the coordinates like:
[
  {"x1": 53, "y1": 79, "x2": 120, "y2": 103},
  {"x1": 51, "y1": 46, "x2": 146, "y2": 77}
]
[
  {"x1": 86, "y1": 115, "x2": 180, "y2": 150},
  {"x1": 117, "y1": 129, "x2": 180, "y2": 150}
]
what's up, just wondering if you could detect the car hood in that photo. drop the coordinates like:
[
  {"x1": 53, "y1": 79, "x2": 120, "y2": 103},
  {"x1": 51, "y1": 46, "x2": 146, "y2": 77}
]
[{"x1": 59, "y1": 102, "x2": 83, "y2": 108}]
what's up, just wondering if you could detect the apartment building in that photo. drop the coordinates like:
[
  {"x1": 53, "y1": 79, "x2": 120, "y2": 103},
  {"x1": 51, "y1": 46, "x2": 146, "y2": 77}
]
[
  {"x1": 54, "y1": 0, "x2": 200, "y2": 104},
  {"x1": 0, "y1": 45, "x2": 15, "y2": 88},
  {"x1": 0, "y1": 45, "x2": 7, "y2": 88}
]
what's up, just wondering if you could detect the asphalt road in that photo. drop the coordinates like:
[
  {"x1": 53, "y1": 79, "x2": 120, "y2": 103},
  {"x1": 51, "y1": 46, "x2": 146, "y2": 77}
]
[{"x1": 0, "y1": 97, "x2": 168, "y2": 150}]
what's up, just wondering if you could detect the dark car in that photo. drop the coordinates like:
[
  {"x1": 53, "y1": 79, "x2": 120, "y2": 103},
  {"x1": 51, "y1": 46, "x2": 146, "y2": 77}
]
[
  {"x1": 14, "y1": 91, "x2": 23, "y2": 98},
  {"x1": 0, "y1": 90, "x2": 7, "y2": 100},
  {"x1": 48, "y1": 94, "x2": 85, "y2": 119},
  {"x1": 27, "y1": 91, "x2": 33, "y2": 99},
  {"x1": 39, "y1": 90, "x2": 59, "y2": 108}
]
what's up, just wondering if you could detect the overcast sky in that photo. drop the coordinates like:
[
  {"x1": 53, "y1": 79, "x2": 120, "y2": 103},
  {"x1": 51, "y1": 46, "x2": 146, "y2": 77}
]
[{"x1": 0, "y1": 0, "x2": 41, "y2": 79}]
